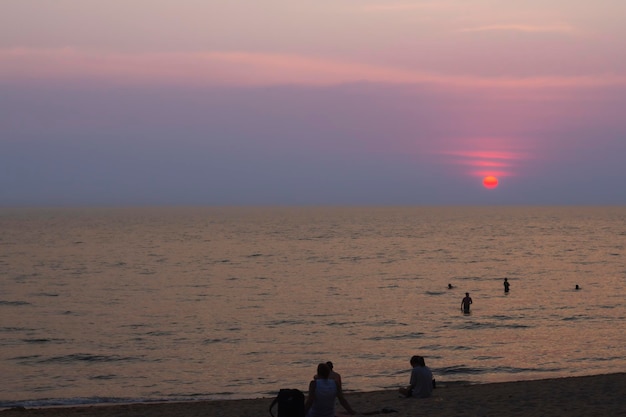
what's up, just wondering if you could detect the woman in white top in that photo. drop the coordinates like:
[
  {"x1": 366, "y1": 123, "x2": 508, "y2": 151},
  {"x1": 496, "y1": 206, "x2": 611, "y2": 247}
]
[{"x1": 305, "y1": 363, "x2": 356, "y2": 417}]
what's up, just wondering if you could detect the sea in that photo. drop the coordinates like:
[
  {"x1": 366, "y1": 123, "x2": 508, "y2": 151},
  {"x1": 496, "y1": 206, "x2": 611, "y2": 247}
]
[{"x1": 1, "y1": 206, "x2": 625, "y2": 409}]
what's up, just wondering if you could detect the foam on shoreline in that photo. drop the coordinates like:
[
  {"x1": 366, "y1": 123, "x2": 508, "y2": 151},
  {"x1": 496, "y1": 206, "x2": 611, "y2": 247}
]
[{"x1": 2, "y1": 373, "x2": 624, "y2": 417}]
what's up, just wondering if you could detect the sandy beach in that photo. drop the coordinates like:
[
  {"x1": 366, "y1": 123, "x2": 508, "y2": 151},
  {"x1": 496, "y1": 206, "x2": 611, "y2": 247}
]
[{"x1": 2, "y1": 373, "x2": 624, "y2": 417}]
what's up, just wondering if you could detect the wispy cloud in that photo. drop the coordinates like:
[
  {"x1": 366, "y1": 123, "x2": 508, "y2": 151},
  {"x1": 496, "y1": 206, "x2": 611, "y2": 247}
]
[
  {"x1": 445, "y1": 151, "x2": 526, "y2": 160},
  {"x1": 360, "y1": 2, "x2": 449, "y2": 13},
  {"x1": 1, "y1": 48, "x2": 623, "y2": 90},
  {"x1": 458, "y1": 23, "x2": 576, "y2": 35},
  {"x1": 441, "y1": 149, "x2": 528, "y2": 177}
]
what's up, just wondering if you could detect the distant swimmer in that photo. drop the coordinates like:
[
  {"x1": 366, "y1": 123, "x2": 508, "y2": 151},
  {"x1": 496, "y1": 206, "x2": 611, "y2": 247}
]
[
  {"x1": 575, "y1": 284, "x2": 580, "y2": 290},
  {"x1": 461, "y1": 292, "x2": 472, "y2": 314},
  {"x1": 503, "y1": 278, "x2": 510, "y2": 293},
  {"x1": 448, "y1": 283, "x2": 454, "y2": 289}
]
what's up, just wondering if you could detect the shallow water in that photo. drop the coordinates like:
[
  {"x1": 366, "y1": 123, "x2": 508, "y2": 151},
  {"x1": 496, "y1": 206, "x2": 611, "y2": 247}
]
[{"x1": 1, "y1": 206, "x2": 625, "y2": 407}]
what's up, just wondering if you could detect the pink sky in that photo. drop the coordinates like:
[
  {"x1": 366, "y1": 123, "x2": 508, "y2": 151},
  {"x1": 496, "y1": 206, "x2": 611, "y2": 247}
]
[{"x1": 2, "y1": 0, "x2": 625, "y2": 205}]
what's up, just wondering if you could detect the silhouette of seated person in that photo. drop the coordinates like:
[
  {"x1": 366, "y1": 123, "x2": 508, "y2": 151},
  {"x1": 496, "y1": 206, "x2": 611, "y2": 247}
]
[
  {"x1": 398, "y1": 355, "x2": 433, "y2": 398},
  {"x1": 305, "y1": 362, "x2": 356, "y2": 417}
]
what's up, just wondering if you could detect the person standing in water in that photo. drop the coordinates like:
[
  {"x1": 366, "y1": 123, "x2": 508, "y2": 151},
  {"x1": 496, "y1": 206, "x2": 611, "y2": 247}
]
[
  {"x1": 503, "y1": 278, "x2": 510, "y2": 293},
  {"x1": 461, "y1": 292, "x2": 473, "y2": 314}
]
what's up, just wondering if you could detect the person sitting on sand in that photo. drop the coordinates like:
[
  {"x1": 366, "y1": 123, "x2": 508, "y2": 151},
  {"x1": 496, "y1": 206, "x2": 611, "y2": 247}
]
[
  {"x1": 313, "y1": 361, "x2": 342, "y2": 388},
  {"x1": 461, "y1": 292, "x2": 473, "y2": 314},
  {"x1": 326, "y1": 361, "x2": 342, "y2": 388},
  {"x1": 305, "y1": 362, "x2": 356, "y2": 417},
  {"x1": 398, "y1": 355, "x2": 433, "y2": 398}
]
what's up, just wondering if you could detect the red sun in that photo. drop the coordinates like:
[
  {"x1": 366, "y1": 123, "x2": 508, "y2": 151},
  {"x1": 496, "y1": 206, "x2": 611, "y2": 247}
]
[{"x1": 483, "y1": 176, "x2": 499, "y2": 189}]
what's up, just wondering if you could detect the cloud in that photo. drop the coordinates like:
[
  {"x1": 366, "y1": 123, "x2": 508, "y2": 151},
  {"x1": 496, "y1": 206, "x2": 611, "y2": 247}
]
[
  {"x1": 1, "y1": 47, "x2": 624, "y2": 90},
  {"x1": 359, "y1": 2, "x2": 449, "y2": 13},
  {"x1": 441, "y1": 149, "x2": 529, "y2": 178},
  {"x1": 458, "y1": 23, "x2": 576, "y2": 35}
]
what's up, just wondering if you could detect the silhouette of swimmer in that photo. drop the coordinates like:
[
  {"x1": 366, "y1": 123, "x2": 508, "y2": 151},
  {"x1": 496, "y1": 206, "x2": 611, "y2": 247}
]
[
  {"x1": 448, "y1": 283, "x2": 454, "y2": 289},
  {"x1": 503, "y1": 278, "x2": 510, "y2": 293},
  {"x1": 575, "y1": 284, "x2": 580, "y2": 290},
  {"x1": 461, "y1": 292, "x2": 472, "y2": 314}
]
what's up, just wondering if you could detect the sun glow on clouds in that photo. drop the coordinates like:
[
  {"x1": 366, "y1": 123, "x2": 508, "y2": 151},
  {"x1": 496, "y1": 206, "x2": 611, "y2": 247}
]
[
  {"x1": 442, "y1": 149, "x2": 527, "y2": 178},
  {"x1": 2, "y1": 48, "x2": 626, "y2": 89}
]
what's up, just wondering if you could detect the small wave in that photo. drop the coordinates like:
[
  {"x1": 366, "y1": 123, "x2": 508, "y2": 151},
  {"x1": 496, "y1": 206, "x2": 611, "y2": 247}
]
[
  {"x1": 365, "y1": 319, "x2": 406, "y2": 327},
  {"x1": 455, "y1": 276, "x2": 484, "y2": 281},
  {"x1": 202, "y1": 337, "x2": 241, "y2": 345},
  {"x1": 491, "y1": 365, "x2": 563, "y2": 374},
  {"x1": 473, "y1": 355, "x2": 503, "y2": 361},
  {"x1": 437, "y1": 365, "x2": 487, "y2": 375},
  {"x1": 12, "y1": 355, "x2": 41, "y2": 363},
  {"x1": 146, "y1": 331, "x2": 174, "y2": 336},
  {"x1": 574, "y1": 355, "x2": 625, "y2": 363},
  {"x1": 366, "y1": 331, "x2": 425, "y2": 341},
  {"x1": 62, "y1": 310, "x2": 79, "y2": 316},
  {"x1": 562, "y1": 315, "x2": 591, "y2": 321},
  {"x1": 497, "y1": 323, "x2": 530, "y2": 329},
  {"x1": 339, "y1": 256, "x2": 364, "y2": 262},
  {"x1": 327, "y1": 321, "x2": 359, "y2": 327},
  {"x1": 90, "y1": 374, "x2": 118, "y2": 380},
  {"x1": 22, "y1": 338, "x2": 65, "y2": 344},
  {"x1": 121, "y1": 323, "x2": 151, "y2": 329},
  {"x1": 0, "y1": 396, "x2": 168, "y2": 410},
  {"x1": 0, "y1": 300, "x2": 30, "y2": 306},
  {"x1": 37, "y1": 353, "x2": 141, "y2": 364},
  {"x1": 0, "y1": 326, "x2": 35, "y2": 333},
  {"x1": 453, "y1": 321, "x2": 531, "y2": 330},
  {"x1": 265, "y1": 319, "x2": 308, "y2": 327},
  {"x1": 450, "y1": 345, "x2": 473, "y2": 351},
  {"x1": 436, "y1": 364, "x2": 563, "y2": 377},
  {"x1": 420, "y1": 344, "x2": 445, "y2": 350}
]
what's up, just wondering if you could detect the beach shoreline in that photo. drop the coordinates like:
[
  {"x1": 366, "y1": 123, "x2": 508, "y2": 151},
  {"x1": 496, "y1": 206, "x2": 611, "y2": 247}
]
[{"x1": 2, "y1": 372, "x2": 624, "y2": 417}]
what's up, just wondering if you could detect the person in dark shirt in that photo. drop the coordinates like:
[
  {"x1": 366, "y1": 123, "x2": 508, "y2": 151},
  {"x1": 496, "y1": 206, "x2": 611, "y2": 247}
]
[
  {"x1": 461, "y1": 292, "x2": 473, "y2": 314},
  {"x1": 398, "y1": 355, "x2": 433, "y2": 398}
]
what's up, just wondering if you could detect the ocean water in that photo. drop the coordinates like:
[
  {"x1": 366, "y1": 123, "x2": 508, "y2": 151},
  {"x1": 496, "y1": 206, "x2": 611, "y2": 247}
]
[{"x1": 1, "y1": 206, "x2": 625, "y2": 408}]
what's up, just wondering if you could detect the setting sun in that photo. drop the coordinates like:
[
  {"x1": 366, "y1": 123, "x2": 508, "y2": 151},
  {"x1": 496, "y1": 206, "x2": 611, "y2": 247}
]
[{"x1": 483, "y1": 176, "x2": 499, "y2": 189}]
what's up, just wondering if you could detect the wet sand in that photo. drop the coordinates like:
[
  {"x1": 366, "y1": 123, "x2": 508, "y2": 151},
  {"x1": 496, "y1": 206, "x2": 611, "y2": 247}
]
[{"x1": 2, "y1": 373, "x2": 625, "y2": 417}]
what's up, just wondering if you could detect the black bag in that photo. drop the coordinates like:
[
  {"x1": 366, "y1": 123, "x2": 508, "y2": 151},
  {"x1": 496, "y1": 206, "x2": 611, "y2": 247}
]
[{"x1": 269, "y1": 388, "x2": 305, "y2": 417}]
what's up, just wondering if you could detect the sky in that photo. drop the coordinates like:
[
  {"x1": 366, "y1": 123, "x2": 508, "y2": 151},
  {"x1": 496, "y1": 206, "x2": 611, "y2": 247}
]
[{"x1": 2, "y1": 0, "x2": 626, "y2": 206}]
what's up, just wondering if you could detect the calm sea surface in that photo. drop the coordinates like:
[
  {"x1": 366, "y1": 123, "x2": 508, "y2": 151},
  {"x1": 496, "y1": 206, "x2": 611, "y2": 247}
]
[{"x1": 1, "y1": 207, "x2": 625, "y2": 408}]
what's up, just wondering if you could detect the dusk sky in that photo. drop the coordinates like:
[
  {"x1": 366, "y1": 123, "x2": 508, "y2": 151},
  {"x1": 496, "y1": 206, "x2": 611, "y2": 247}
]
[{"x1": 2, "y1": 0, "x2": 626, "y2": 206}]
